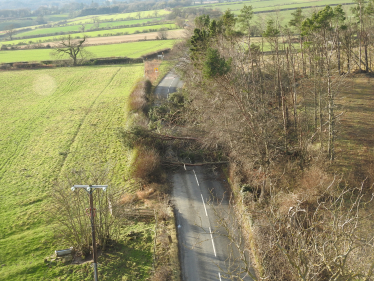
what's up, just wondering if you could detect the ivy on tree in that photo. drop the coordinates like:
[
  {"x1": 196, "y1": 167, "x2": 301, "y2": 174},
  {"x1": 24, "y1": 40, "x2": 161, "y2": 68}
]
[{"x1": 203, "y1": 48, "x2": 231, "y2": 78}]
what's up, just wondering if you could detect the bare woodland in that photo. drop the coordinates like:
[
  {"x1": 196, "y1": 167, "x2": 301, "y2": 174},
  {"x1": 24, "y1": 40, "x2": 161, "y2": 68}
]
[{"x1": 146, "y1": 1, "x2": 374, "y2": 280}]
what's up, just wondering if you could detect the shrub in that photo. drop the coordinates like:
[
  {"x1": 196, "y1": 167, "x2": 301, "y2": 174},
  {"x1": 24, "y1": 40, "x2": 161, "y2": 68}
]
[
  {"x1": 128, "y1": 79, "x2": 152, "y2": 113},
  {"x1": 131, "y1": 147, "x2": 161, "y2": 181}
]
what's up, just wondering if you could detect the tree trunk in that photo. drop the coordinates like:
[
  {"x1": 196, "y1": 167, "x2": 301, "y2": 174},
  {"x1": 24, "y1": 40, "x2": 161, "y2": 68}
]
[
  {"x1": 327, "y1": 55, "x2": 334, "y2": 161},
  {"x1": 364, "y1": 36, "x2": 369, "y2": 73},
  {"x1": 337, "y1": 30, "x2": 341, "y2": 74},
  {"x1": 359, "y1": 3, "x2": 363, "y2": 72}
]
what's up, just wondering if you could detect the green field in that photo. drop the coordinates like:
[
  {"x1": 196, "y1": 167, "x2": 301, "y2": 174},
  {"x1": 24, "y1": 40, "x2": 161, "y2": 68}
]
[
  {"x1": 15, "y1": 18, "x2": 164, "y2": 38},
  {"x1": 68, "y1": 10, "x2": 170, "y2": 25},
  {"x1": 4, "y1": 23, "x2": 177, "y2": 46},
  {"x1": 0, "y1": 40, "x2": 176, "y2": 63},
  {"x1": 198, "y1": 0, "x2": 352, "y2": 12},
  {"x1": 0, "y1": 64, "x2": 153, "y2": 280},
  {"x1": 248, "y1": 4, "x2": 353, "y2": 24}
]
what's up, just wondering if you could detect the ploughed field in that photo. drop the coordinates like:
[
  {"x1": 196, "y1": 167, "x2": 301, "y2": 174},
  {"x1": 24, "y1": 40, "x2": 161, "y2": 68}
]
[
  {"x1": 0, "y1": 65, "x2": 146, "y2": 280},
  {"x1": 5, "y1": 23, "x2": 177, "y2": 46}
]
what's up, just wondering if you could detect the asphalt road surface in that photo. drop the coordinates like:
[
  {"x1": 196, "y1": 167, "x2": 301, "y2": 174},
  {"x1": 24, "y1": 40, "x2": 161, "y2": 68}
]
[
  {"x1": 172, "y1": 166, "x2": 254, "y2": 281},
  {"x1": 154, "y1": 70, "x2": 254, "y2": 280},
  {"x1": 154, "y1": 70, "x2": 183, "y2": 102}
]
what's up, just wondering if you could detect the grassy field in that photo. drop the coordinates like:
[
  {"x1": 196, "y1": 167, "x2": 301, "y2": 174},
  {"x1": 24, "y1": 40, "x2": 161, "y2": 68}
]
[
  {"x1": 0, "y1": 65, "x2": 155, "y2": 280},
  {"x1": 0, "y1": 40, "x2": 176, "y2": 63},
  {"x1": 198, "y1": 0, "x2": 352, "y2": 12},
  {"x1": 14, "y1": 18, "x2": 164, "y2": 38},
  {"x1": 68, "y1": 10, "x2": 170, "y2": 25},
  {"x1": 3, "y1": 23, "x2": 177, "y2": 46},
  {"x1": 248, "y1": 4, "x2": 353, "y2": 25}
]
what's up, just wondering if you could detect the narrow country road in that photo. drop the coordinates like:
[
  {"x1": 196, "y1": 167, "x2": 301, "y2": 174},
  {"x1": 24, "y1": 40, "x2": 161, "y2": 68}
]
[
  {"x1": 172, "y1": 166, "x2": 254, "y2": 281},
  {"x1": 154, "y1": 69, "x2": 255, "y2": 280},
  {"x1": 154, "y1": 70, "x2": 183, "y2": 102}
]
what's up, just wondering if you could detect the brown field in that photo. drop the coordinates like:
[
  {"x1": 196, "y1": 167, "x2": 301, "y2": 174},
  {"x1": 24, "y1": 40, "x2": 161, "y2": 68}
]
[
  {"x1": 334, "y1": 74, "x2": 374, "y2": 184},
  {"x1": 24, "y1": 29, "x2": 185, "y2": 49},
  {"x1": 85, "y1": 29, "x2": 185, "y2": 45}
]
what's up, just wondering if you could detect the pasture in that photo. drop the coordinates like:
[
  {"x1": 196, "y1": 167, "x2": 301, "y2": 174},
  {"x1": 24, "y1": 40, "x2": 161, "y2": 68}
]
[
  {"x1": 4, "y1": 23, "x2": 177, "y2": 46},
  {"x1": 14, "y1": 18, "x2": 164, "y2": 38},
  {"x1": 198, "y1": 0, "x2": 352, "y2": 12},
  {"x1": 0, "y1": 39, "x2": 176, "y2": 63},
  {"x1": 68, "y1": 10, "x2": 170, "y2": 25},
  {"x1": 0, "y1": 64, "x2": 154, "y2": 280}
]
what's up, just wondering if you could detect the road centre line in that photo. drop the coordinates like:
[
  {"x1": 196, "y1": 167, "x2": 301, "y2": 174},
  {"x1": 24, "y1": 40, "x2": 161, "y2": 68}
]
[
  {"x1": 169, "y1": 78, "x2": 175, "y2": 87},
  {"x1": 209, "y1": 226, "x2": 217, "y2": 257},
  {"x1": 218, "y1": 272, "x2": 222, "y2": 281},
  {"x1": 201, "y1": 194, "x2": 208, "y2": 217},
  {"x1": 192, "y1": 169, "x2": 200, "y2": 186},
  {"x1": 167, "y1": 78, "x2": 175, "y2": 97},
  {"x1": 192, "y1": 169, "x2": 217, "y2": 259}
]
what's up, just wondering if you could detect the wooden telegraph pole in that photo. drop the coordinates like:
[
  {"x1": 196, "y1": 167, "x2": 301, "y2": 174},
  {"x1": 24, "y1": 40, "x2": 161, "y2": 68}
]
[{"x1": 71, "y1": 185, "x2": 107, "y2": 281}]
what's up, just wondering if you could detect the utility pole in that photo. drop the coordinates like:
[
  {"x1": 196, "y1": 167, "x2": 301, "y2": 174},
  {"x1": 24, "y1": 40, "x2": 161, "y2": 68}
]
[{"x1": 71, "y1": 185, "x2": 107, "y2": 281}]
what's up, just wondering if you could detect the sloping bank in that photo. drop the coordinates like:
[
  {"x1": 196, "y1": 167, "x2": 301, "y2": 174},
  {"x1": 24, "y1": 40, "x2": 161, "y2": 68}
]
[{"x1": 123, "y1": 60, "x2": 181, "y2": 281}]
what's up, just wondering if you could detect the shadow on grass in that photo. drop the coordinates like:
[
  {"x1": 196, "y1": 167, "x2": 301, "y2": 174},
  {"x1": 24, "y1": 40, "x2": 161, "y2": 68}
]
[{"x1": 40, "y1": 224, "x2": 156, "y2": 281}]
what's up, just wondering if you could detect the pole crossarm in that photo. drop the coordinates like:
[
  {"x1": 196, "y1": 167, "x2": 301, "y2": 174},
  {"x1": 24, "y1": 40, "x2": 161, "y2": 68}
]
[{"x1": 71, "y1": 185, "x2": 107, "y2": 193}]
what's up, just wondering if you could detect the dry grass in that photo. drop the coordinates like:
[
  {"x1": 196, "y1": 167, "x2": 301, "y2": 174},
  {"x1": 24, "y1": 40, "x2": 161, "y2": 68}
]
[
  {"x1": 132, "y1": 147, "x2": 161, "y2": 181},
  {"x1": 145, "y1": 59, "x2": 162, "y2": 83},
  {"x1": 128, "y1": 79, "x2": 148, "y2": 112},
  {"x1": 151, "y1": 205, "x2": 178, "y2": 281},
  {"x1": 151, "y1": 266, "x2": 172, "y2": 281},
  {"x1": 120, "y1": 193, "x2": 138, "y2": 205},
  {"x1": 334, "y1": 75, "x2": 374, "y2": 187},
  {"x1": 136, "y1": 187, "x2": 156, "y2": 200}
]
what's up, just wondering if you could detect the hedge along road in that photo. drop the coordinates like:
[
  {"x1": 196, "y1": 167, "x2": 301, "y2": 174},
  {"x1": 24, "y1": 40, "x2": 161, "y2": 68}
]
[{"x1": 155, "y1": 71, "x2": 255, "y2": 280}]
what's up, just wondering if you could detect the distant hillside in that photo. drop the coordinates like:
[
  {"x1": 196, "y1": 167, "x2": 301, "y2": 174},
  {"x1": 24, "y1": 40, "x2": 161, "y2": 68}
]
[{"x1": 0, "y1": 0, "x2": 94, "y2": 10}]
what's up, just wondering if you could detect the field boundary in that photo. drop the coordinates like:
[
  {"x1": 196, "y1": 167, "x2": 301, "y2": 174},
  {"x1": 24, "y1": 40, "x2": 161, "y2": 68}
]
[{"x1": 0, "y1": 50, "x2": 171, "y2": 70}]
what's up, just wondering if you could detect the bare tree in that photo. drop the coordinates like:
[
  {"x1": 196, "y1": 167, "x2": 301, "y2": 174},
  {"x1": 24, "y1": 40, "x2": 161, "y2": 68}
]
[
  {"x1": 265, "y1": 180, "x2": 374, "y2": 280},
  {"x1": 5, "y1": 24, "x2": 15, "y2": 40},
  {"x1": 158, "y1": 28, "x2": 168, "y2": 40},
  {"x1": 175, "y1": 17, "x2": 185, "y2": 29},
  {"x1": 50, "y1": 167, "x2": 126, "y2": 256},
  {"x1": 51, "y1": 35, "x2": 92, "y2": 66},
  {"x1": 92, "y1": 16, "x2": 99, "y2": 23}
]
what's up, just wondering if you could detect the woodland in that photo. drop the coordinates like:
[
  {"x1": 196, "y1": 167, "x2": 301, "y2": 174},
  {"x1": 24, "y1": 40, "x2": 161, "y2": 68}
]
[{"x1": 138, "y1": 1, "x2": 374, "y2": 279}]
